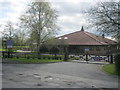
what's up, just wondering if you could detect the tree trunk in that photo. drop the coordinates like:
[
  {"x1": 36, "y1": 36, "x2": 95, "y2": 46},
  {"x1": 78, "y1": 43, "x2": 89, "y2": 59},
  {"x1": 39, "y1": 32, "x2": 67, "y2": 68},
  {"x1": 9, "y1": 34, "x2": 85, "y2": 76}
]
[
  {"x1": 86, "y1": 54, "x2": 89, "y2": 64},
  {"x1": 64, "y1": 46, "x2": 68, "y2": 61},
  {"x1": 55, "y1": 53, "x2": 57, "y2": 57},
  {"x1": 107, "y1": 55, "x2": 109, "y2": 62},
  {"x1": 110, "y1": 55, "x2": 113, "y2": 64}
]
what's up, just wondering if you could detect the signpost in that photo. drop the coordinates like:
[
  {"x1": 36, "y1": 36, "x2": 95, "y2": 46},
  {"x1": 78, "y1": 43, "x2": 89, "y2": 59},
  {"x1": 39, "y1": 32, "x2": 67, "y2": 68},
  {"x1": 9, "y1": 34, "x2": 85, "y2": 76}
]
[
  {"x1": 93, "y1": 57, "x2": 102, "y2": 61},
  {"x1": 7, "y1": 40, "x2": 13, "y2": 58},
  {"x1": 7, "y1": 40, "x2": 12, "y2": 49},
  {"x1": 85, "y1": 48, "x2": 89, "y2": 52},
  {"x1": 85, "y1": 48, "x2": 89, "y2": 63}
]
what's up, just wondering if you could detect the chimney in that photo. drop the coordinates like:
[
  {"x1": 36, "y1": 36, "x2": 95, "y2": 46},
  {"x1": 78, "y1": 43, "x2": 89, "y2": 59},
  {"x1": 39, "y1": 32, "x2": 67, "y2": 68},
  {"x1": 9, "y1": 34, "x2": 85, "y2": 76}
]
[
  {"x1": 102, "y1": 34, "x2": 105, "y2": 38},
  {"x1": 81, "y1": 26, "x2": 84, "y2": 31}
]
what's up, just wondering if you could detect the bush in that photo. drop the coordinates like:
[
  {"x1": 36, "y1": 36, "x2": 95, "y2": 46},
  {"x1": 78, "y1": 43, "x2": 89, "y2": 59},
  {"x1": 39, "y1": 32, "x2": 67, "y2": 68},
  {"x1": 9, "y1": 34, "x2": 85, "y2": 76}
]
[
  {"x1": 42, "y1": 57, "x2": 46, "y2": 59},
  {"x1": 59, "y1": 57, "x2": 62, "y2": 60},
  {"x1": 40, "y1": 45, "x2": 49, "y2": 53},
  {"x1": 50, "y1": 46, "x2": 59, "y2": 56},
  {"x1": 48, "y1": 57, "x2": 50, "y2": 60},
  {"x1": 114, "y1": 54, "x2": 120, "y2": 75},
  {"x1": 27, "y1": 56, "x2": 30, "y2": 59},
  {"x1": 16, "y1": 56, "x2": 19, "y2": 59}
]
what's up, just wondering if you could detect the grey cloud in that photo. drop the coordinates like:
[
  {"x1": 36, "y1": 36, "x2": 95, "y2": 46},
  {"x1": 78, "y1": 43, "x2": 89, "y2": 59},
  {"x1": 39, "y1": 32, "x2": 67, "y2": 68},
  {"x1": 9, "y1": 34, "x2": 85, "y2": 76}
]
[
  {"x1": 52, "y1": 2, "x2": 91, "y2": 16},
  {"x1": 51, "y1": 2, "x2": 96, "y2": 36}
]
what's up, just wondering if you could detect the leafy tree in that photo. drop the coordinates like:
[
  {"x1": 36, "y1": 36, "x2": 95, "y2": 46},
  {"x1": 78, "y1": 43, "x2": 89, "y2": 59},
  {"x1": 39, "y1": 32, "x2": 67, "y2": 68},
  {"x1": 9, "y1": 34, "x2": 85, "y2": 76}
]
[
  {"x1": 87, "y1": 1, "x2": 120, "y2": 42},
  {"x1": 114, "y1": 54, "x2": 120, "y2": 76},
  {"x1": 2, "y1": 21, "x2": 27, "y2": 47},
  {"x1": 12, "y1": 30, "x2": 27, "y2": 46},
  {"x1": 20, "y1": 1, "x2": 58, "y2": 57},
  {"x1": 2, "y1": 21, "x2": 15, "y2": 40}
]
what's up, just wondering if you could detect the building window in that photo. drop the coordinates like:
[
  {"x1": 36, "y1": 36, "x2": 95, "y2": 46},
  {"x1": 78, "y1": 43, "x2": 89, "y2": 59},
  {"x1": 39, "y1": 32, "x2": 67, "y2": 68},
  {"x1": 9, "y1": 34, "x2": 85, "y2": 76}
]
[
  {"x1": 96, "y1": 46, "x2": 100, "y2": 51},
  {"x1": 90, "y1": 46, "x2": 94, "y2": 51},
  {"x1": 104, "y1": 47, "x2": 106, "y2": 50},
  {"x1": 117, "y1": 45, "x2": 120, "y2": 50}
]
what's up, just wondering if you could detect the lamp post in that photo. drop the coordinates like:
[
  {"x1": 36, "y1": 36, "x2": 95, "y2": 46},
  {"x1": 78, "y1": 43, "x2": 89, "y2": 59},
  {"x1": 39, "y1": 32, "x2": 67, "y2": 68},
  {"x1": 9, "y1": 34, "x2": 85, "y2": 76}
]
[
  {"x1": 2, "y1": 38, "x2": 7, "y2": 50},
  {"x1": 2, "y1": 38, "x2": 7, "y2": 58},
  {"x1": 85, "y1": 48, "x2": 89, "y2": 64},
  {"x1": 7, "y1": 39, "x2": 13, "y2": 58},
  {"x1": 64, "y1": 37, "x2": 68, "y2": 61}
]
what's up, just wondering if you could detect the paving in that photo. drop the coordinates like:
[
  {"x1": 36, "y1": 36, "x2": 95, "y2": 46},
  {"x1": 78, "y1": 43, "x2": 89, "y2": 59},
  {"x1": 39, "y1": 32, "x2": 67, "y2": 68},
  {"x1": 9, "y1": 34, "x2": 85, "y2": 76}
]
[{"x1": 2, "y1": 62, "x2": 118, "y2": 88}]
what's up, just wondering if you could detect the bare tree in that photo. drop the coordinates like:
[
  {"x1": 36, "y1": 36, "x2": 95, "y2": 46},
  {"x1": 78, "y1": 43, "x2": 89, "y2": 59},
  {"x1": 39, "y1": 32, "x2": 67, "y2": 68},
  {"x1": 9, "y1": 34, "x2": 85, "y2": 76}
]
[
  {"x1": 2, "y1": 21, "x2": 15, "y2": 40},
  {"x1": 87, "y1": 1, "x2": 120, "y2": 42}
]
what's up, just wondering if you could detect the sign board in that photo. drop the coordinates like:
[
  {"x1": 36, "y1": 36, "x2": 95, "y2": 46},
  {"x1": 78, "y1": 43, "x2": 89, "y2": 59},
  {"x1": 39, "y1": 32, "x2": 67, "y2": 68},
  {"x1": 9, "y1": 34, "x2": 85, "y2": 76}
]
[
  {"x1": 84, "y1": 48, "x2": 89, "y2": 51},
  {"x1": 93, "y1": 57, "x2": 102, "y2": 61},
  {"x1": 7, "y1": 40, "x2": 12, "y2": 48}
]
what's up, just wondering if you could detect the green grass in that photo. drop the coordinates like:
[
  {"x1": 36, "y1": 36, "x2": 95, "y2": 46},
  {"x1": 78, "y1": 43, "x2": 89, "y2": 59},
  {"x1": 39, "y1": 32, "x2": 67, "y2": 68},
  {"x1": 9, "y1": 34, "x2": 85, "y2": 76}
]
[
  {"x1": 17, "y1": 54, "x2": 64, "y2": 59},
  {"x1": 102, "y1": 64, "x2": 117, "y2": 75},
  {"x1": 0, "y1": 48, "x2": 8, "y2": 51},
  {"x1": 8, "y1": 58, "x2": 63, "y2": 63},
  {"x1": 13, "y1": 46, "x2": 29, "y2": 48},
  {"x1": 0, "y1": 48, "x2": 17, "y2": 52}
]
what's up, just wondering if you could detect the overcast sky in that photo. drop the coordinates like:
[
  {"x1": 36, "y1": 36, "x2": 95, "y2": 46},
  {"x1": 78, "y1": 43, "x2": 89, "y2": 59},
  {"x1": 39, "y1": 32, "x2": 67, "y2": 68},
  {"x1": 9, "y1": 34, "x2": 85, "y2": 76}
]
[
  {"x1": 0, "y1": 0, "x2": 116, "y2": 38},
  {"x1": 50, "y1": 1, "x2": 96, "y2": 36}
]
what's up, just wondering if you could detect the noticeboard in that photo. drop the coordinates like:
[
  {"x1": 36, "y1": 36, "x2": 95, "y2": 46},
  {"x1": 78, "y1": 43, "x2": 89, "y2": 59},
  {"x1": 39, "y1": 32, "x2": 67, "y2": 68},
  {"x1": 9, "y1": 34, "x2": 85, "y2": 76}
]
[
  {"x1": 93, "y1": 57, "x2": 103, "y2": 61},
  {"x1": 7, "y1": 40, "x2": 12, "y2": 48},
  {"x1": 84, "y1": 48, "x2": 89, "y2": 51}
]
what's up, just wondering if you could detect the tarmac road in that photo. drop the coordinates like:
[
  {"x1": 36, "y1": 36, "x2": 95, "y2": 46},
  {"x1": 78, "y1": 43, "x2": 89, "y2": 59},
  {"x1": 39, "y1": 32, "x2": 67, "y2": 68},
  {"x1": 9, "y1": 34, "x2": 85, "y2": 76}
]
[{"x1": 2, "y1": 62, "x2": 118, "y2": 88}]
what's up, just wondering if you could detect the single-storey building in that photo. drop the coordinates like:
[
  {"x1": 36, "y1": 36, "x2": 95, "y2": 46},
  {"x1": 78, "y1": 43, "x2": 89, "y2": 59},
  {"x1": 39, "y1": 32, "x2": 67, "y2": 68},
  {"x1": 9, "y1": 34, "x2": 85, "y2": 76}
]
[{"x1": 56, "y1": 26, "x2": 117, "y2": 55}]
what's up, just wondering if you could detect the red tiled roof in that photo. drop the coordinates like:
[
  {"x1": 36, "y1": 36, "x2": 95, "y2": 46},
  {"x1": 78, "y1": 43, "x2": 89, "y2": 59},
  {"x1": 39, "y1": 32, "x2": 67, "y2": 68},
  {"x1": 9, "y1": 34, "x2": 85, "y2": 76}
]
[{"x1": 56, "y1": 30, "x2": 117, "y2": 45}]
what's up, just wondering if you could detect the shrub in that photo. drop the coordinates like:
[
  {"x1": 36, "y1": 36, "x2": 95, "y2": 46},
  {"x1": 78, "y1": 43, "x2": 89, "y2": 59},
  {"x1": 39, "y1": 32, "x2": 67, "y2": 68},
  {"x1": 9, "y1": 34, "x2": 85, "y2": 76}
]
[
  {"x1": 59, "y1": 57, "x2": 62, "y2": 60},
  {"x1": 48, "y1": 57, "x2": 50, "y2": 60},
  {"x1": 16, "y1": 56, "x2": 19, "y2": 59},
  {"x1": 40, "y1": 45, "x2": 49, "y2": 53},
  {"x1": 27, "y1": 56, "x2": 30, "y2": 59},
  {"x1": 114, "y1": 54, "x2": 120, "y2": 76},
  {"x1": 42, "y1": 57, "x2": 46, "y2": 59},
  {"x1": 50, "y1": 46, "x2": 59, "y2": 57}
]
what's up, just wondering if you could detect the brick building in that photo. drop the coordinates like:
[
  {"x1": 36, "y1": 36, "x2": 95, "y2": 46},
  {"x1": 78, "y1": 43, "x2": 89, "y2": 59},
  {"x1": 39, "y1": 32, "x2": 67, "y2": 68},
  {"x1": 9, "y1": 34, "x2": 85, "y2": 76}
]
[{"x1": 56, "y1": 27, "x2": 117, "y2": 55}]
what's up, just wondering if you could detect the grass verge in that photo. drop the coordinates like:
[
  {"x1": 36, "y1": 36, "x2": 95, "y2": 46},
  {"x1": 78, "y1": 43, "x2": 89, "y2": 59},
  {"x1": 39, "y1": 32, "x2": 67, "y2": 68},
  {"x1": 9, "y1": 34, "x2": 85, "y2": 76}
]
[
  {"x1": 102, "y1": 64, "x2": 117, "y2": 75},
  {"x1": 0, "y1": 48, "x2": 17, "y2": 52},
  {"x1": 8, "y1": 58, "x2": 63, "y2": 63}
]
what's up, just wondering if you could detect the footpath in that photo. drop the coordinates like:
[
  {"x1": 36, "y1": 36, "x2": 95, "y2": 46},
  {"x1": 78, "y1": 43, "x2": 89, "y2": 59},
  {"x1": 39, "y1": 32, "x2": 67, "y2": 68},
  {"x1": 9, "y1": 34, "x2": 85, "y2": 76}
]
[{"x1": 70, "y1": 60, "x2": 109, "y2": 65}]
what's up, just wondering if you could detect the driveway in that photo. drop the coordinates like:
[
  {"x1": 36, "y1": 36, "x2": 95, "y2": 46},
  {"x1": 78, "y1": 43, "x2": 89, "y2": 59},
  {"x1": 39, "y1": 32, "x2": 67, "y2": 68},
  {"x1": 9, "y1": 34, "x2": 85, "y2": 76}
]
[{"x1": 2, "y1": 62, "x2": 118, "y2": 88}]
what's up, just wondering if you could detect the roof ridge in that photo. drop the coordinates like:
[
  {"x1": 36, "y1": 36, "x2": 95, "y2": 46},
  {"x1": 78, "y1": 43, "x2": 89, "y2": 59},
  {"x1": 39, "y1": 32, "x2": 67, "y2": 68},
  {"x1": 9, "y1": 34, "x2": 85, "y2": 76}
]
[
  {"x1": 57, "y1": 30, "x2": 81, "y2": 38},
  {"x1": 84, "y1": 32, "x2": 107, "y2": 45},
  {"x1": 104, "y1": 37, "x2": 116, "y2": 42},
  {"x1": 86, "y1": 31, "x2": 117, "y2": 44}
]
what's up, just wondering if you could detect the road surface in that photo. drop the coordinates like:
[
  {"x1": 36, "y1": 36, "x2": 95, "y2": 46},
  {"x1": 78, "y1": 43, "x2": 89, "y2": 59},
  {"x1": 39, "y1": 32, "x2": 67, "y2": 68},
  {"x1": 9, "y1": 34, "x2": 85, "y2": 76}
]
[{"x1": 2, "y1": 62, "x2": 118, "y2": 88}]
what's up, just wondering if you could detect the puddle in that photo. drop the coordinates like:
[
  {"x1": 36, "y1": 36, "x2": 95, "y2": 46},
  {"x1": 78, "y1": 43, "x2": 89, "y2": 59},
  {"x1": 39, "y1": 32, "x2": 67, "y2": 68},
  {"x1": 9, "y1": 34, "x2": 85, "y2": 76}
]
[
  {"x1": 92, "y1": 85, "x2": 96, "y2": 88},
  {"x1": 18, "y1": 73, "x2": 23, "y2": 75},
  {"x1": 8, "y1": 78, "x2": 13, "y2": 80},
  {"x1": 33, "y1": 73, "x2": 41, "y2": 78},
  {"x1": 36, "y1": 83, "x2": 42, "y2": 86},
  {"x1": 63, "y1": 81, "x2": 76, "y2": 86},
  {"x1": 67, "y1": 83, "x2": 71, "y2": 85},
  {"x1": 34, "y1": 73, "x2": 39, "y2": 75},
  {"x1": 56, "y1": 78, "x2": 60, "y2": 80},
  {"x1": 34, "y1": 75, "x2": 40, "y2": 78},
  {"x1": 48, "y1": 78, "x2": 52, "y2": 80},
  {"x1": 44, "y1": 76, "x2": 53, "y2": 80}
]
